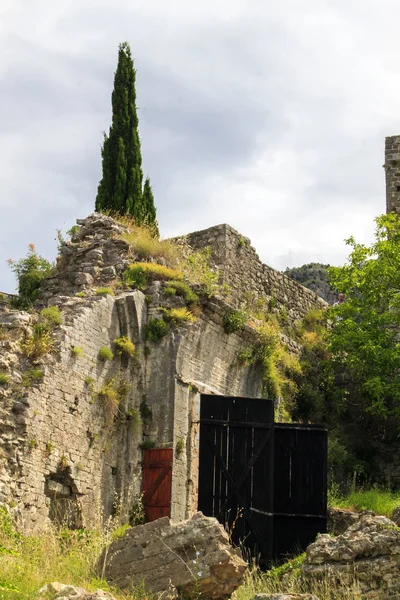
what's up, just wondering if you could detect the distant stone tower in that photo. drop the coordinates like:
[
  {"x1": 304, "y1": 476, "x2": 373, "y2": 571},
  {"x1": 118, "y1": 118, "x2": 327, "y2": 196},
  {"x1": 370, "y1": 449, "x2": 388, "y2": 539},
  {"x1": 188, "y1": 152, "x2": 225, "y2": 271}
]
[{"x1": 385, "y1": 135, "x2": 400, "y2": 215}]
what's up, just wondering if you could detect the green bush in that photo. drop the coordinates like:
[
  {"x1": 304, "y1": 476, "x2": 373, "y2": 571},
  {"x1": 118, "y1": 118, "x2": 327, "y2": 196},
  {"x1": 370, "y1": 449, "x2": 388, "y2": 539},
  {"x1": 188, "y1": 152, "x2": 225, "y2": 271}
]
[
  {"x1": 146, "y1": 318, "x2": 169, "y2": 341},
  {"x1": 0, "y1": 372, "x2": 10, "y2": 385},
  {"x1": 7, "y1": 244, "x2": 53, "y2": 309},
  {"x1": 40, "y1": 306, "x2": 62, "y2": 326},
  {"x1": 163, "y1": 281, "x2": 199, "y2": 305},
  {"x1": 98, "y1": 346, "x2": 114, "y2": 361},
  {"x1": 114, "y1": 336, "x2": 136, "y2": 358},
  {"x1": 223, "y1": 309, "x2": 247, "y2": 334},
  {"x1": 71, "y1": 346, "x2": 84, "y2": 358}
]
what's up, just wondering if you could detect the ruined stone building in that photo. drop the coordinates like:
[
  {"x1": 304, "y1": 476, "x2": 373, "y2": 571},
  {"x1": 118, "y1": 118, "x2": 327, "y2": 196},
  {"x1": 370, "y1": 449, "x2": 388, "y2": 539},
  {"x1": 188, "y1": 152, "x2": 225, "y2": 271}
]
[
  {"x1": 0, "y1": 134, "x2": 398, "y2": 534},
  {"x1": 0, "y1": 214, "x2": 326, "y2": 533}
]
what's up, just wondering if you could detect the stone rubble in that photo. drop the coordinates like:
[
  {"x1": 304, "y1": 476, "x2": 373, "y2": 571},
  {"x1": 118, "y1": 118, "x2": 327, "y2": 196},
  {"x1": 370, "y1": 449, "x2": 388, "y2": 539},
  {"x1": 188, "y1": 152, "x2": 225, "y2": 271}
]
[
  {"x1": 38, "y1": 582, "x2": 115, "y2": 600},
  {"x1": 253, "y1": 595, "x2": 319, "y2": 600},
  {"x1": 100, "y1": 511, "x2": 247, "y2": 599},
  {"x1": 301, "y1": 513, "x2": 400, "y2": 599}
]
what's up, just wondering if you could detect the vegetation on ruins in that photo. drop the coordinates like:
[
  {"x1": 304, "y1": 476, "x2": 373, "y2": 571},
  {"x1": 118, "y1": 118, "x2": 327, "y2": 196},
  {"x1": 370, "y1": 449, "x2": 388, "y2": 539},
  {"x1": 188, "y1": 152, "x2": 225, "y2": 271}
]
[
  {"x1": 163, "y1": 280, "x2": 199, "y2": 305},
  {"x1": 98, "y1": 346, "x2": 114, "y2": 361},
  {"x1": 223, "y1": 308, "x2": 248, "y2": 333},
  {"x1": 113, "y1": 336, "x2": 136, "y2": 358},
  {"x1": 71, "y1": 346, "x2": 84, "y2": 358},
  {"x1": 97, "y1": 375, "x2": 129, "y2": 425},
  {"x1": 162, "y1": 306, "x2": 197, "y2": 324},
  {"x1": 0, "y1": 372, "x2": 10, "y2": 385},
  {"x1": 40, "y1": 305, "x2": 62, "y2": 326},
  {"x1": 20, "y1": 322, "x2": 55, "y2": 360},
  {"x1": 95, "y1": 43, "x2": 158, "y2": 232},
  {"x1": 123, "y1": 262, "x2": 182, "y2": 290},
  {"x1": 7, "y1": 244, "x2": 53, "y2": 309},
  {"x1": 145, "y1": 317, "x2": 169, "y2": 341},
  {"x1": 95, "y1": 287, "x2": 115, "y2": 296}
]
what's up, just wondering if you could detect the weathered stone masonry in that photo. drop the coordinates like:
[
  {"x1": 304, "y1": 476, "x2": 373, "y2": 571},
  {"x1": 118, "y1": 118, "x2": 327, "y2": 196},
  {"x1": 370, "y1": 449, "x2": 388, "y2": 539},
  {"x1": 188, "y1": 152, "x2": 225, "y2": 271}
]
[
  {"x1": 0, "y1": 214, "x2": 326, "y2": 532},
  {"x1": 385, "y1": 134, "x2": 400, "y2": 215}
]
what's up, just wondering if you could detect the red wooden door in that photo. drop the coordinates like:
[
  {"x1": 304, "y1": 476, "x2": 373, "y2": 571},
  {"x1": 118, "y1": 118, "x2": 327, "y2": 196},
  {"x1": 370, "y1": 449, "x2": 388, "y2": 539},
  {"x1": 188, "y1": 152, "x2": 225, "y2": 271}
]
[{"x1": 142, "y1": 448, "x2": 173, "y2": 521}]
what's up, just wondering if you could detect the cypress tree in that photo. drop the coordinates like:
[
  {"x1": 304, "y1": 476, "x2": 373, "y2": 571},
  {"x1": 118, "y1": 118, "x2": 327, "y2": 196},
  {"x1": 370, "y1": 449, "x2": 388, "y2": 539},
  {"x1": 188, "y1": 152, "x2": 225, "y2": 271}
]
[
  {"x1": 142, "y1": 177, "x2": 159, "y2": 236},
  {"x1": 96, "y1": 42, "x2": 145, "y2": 218}
]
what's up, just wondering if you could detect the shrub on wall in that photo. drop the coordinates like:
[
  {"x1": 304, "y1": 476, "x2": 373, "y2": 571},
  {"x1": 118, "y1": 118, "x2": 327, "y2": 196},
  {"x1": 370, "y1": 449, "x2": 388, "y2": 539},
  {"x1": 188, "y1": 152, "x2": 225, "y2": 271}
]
[
  {"x1": 223, "y1": 309, "x2": 247, "y2": 334},
  {"x1": 113, "y1": 336, "x2": 136, "y2": 358},
  {"x1": 98, "y1": 346, "x2": 114, "y2": 361},
  {"x1": 7, "y1": 244, "x2": 53, "y2": 309},
  {"x1": 146, "y1": 317, "x2": 169, "y2": 341},
  {"x1": 163, "y1": 281, "x2": 199, "y2": 305},
  {"x1": 123, "y1": 262, "x2": 183, "y2": 291},
  {"x1": 162, "y1": 307, "x2": 197, "y2": 325}
]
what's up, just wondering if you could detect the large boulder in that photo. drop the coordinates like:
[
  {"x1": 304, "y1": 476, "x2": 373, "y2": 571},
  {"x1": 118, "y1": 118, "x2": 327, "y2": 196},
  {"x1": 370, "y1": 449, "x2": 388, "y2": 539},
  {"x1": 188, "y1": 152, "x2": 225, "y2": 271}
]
[
  {"x1": 100, "y1": 512, "x2": 247, "y2": 599},
  {"x1": 302, "y1": 513, "x2": 400, "y2": 598}
]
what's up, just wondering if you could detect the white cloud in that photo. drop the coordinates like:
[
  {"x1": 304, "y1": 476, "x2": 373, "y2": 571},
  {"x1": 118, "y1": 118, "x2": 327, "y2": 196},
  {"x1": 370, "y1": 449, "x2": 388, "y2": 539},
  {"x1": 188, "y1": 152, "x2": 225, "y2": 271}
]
[{"x1": 0, "y1": 0, "x2": 398, "y2": 292}]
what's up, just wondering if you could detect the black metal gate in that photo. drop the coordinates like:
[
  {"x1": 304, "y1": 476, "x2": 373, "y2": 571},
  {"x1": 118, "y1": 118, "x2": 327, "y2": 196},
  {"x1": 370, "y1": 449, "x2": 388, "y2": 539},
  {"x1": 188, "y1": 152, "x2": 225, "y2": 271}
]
[{"x1": 198, "y1": 394, "x2": 327, "y2": 564}]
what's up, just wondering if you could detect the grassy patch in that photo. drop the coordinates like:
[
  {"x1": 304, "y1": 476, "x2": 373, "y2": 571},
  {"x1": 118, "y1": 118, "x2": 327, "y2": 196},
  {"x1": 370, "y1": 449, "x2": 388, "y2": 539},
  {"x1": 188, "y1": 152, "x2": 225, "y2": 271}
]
[
  {"x1": 20, "y1": 323, "x2": 55, "y2": 360},
  {"x1": 98, "y1": 346, "x2": 114, "y2": 361},
  {"x1": 113, "y1": 336, "x2": 136, "y2": 358},
  {"x1": 223, "y1": 309, "x2": 247, "y2": 334},
  {"x1": 97, "y1": 376, "x2": 129, "y2": 425},
  {"x1": 163, "y1": 280, "x2": 199, "y2": 305},
  {"x1": 0, "y1": 506, "x2": 137, "y2": 600},
  {"x1": 329, "y1": 487, "x2": 400, "y2": 517},
  {"x1": 163, "y1": 307, "x2": 197, "y2": 325},
  {"x1": 95, "y1": 287, "x2": 115, "y2": 296},
  {"x1": 40, "y1": 305, "x2": 62, "y2": 326},
  {"x1": 71, "y1": 346, "x2": 84, "y2": 358},
  {"x1": 124, "y1": 262, "x2": 183, "y2": 290},
  {"x1": 0, "y1": 372, "x2": 10, "y2": 385}
]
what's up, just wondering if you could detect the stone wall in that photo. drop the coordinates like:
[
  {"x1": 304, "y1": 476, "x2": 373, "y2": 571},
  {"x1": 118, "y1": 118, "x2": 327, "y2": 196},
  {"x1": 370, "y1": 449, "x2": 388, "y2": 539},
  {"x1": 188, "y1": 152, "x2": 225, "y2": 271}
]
[
  {"x1": 186, "y1": 224, "x2": 327, "y2": 323},
  {"x1": 0, "y1": 214, "x2": 269, "y2": 530},
  {"x1": 385, "y1": 135, "x2": 400, "y2": 215}
]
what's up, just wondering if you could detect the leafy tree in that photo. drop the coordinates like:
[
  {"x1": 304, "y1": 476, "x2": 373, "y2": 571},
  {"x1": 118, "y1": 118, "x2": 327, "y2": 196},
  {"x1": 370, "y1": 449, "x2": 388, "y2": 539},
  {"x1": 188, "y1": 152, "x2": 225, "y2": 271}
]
[
  {"x1": 327, "y1": 213, "x2": 400, "y2": 421},
  {"x1": 141, "y1": 177, "x2": 158, "y2": 235},
  {"x1": 7, "y1": 244, "x2": 53, "y2": 309},
  {"x1": 96, "y1": 42, "x2": 157, "y2": 226}
]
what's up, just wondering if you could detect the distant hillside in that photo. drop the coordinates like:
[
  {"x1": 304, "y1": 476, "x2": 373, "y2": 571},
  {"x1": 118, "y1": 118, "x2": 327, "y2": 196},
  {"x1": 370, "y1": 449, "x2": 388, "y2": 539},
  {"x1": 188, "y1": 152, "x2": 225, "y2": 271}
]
[{"x1": 284, "y1": 263, "x2": 337, "y2": 304}]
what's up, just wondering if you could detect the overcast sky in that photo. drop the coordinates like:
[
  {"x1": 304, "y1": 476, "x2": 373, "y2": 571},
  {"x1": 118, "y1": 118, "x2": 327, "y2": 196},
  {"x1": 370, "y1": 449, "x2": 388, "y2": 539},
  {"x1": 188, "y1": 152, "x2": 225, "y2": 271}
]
[{"x1": 1, "y1": 0, "x2": 398, "y2": 293}]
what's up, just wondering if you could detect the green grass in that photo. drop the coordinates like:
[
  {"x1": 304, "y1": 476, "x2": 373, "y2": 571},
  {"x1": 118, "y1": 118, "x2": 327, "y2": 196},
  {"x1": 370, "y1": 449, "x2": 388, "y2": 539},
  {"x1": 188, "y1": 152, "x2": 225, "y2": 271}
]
[
  {"x1": 329, "y1": 487, "x2": 400, "y2": 517},
  {"x1": 71, "y1": 346, "x2": 84, "y2": 358},
  {"x1": 95, "y1": 287, "x2": 115, "y2": 296},
  {"x1": 236, "y1": 564, "x2": 362, "y2": 600},
  {"x1": 40, "y1": 306, "x2": 62, "y2": 326},
  {"x1": 0, "y1": 372, "x2": 10, "y2": 385},
  {"x1": 0, "y1": 507, "x2": 139, "y2": 600}
]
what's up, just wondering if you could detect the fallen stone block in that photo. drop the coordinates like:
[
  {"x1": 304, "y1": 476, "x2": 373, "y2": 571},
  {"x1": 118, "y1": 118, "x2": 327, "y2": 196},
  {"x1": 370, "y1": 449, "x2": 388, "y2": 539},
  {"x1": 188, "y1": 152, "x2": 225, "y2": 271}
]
[{"x1": 99, "y1": 511, "x2": 247, "y2": 599}]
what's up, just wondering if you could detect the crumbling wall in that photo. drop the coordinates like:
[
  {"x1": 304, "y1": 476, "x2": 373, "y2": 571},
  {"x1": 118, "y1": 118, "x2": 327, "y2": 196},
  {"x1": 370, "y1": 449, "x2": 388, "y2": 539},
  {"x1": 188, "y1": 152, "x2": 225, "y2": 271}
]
[
  {"x1": 0, "y1": 293, "x2": 146, "y2": 532},
  {"x1": 186, "y1": 224, "x2": 327, "y2": 322}
]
